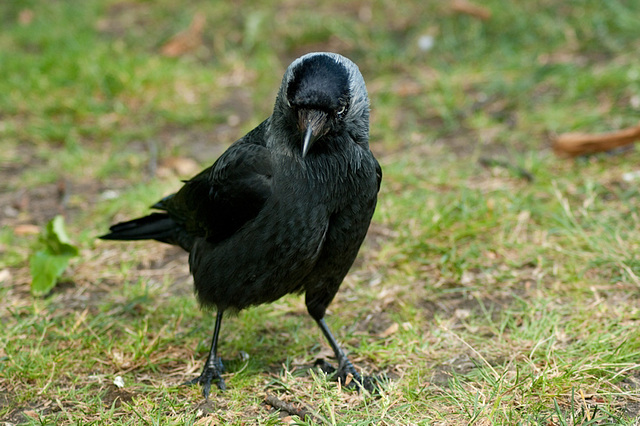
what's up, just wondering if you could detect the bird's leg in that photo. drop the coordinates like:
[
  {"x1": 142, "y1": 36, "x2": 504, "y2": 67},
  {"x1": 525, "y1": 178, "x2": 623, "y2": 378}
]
[
  {"x1": 183, "y1": 310, "x2": 226, "y2": 398},
  {"x1": 314, "y1": 318, "x2": 374, "y2": 391}
]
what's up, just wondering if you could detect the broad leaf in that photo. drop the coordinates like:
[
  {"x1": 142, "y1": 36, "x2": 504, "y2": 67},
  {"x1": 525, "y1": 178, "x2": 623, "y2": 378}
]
[
  {"x1": 29, "y1": 250, "x2": 75, "y2": 296},
  {"x1": 42, "y1": 215, "x2": 79, "y2": 256},
  {"x1": 29, "y1": 215, "x2": 79, "y2": 296}
]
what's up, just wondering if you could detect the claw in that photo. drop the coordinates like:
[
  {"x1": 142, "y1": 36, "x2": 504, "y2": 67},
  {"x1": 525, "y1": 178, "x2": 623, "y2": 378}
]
[
  {"x1": 312, "y1": 318, "x2": 381, "y2": 393},
  {"x1": 183, "y1": 356, "x2": 226, "y2": 399},
  {"x1": 314, "y1": 358, "x2": 380, "y2": 393}
]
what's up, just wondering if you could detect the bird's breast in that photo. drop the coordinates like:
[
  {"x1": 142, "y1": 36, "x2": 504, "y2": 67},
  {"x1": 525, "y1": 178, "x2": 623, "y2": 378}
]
[{"x1": 190, "y1": 153, "x2": 377, "y2": 311}]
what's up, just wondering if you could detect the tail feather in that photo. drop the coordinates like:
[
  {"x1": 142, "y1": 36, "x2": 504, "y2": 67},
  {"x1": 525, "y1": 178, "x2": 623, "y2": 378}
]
[{"x1": 100, "y1": 213, "x2": 177, "y2": 242}]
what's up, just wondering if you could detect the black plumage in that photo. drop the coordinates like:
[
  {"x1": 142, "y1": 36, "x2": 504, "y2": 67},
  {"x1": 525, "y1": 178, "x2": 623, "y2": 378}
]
[{"x1": 101, "y1": 52, "x2": 382, "y2": 398}]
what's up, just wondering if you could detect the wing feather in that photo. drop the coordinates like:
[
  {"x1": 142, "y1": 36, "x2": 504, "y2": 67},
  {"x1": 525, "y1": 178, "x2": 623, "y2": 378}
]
[{"x1": 155, "y1": 122, "x2": 273, "y2": 243}]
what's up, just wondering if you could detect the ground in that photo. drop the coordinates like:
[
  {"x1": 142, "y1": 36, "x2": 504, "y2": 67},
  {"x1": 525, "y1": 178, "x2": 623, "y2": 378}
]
[{"x1": 1, "y1": 0, "x2": 640, "y2": 424}]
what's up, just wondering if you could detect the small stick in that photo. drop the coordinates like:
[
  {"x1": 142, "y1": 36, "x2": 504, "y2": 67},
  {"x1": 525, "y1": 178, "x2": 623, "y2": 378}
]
[
  {"x1": 478, "y1": 157, "x2": 534, "y2": 182},
  {"x1": 264, "y1": 394, "x2": 316, "y2": 422},
  {"x1": 552, "y1": 123, "x2": 640, "y2": 157}
]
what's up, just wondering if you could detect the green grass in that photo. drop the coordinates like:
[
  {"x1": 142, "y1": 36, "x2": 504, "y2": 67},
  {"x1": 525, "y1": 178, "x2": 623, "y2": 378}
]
[{"x1": 2, "y1": 0, "x2": 640, "y2": 424}]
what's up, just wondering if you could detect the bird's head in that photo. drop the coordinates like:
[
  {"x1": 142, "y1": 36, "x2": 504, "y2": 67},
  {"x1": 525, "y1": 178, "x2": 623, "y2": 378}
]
[{"x1": 273, "y1": 52, "x2": 370, "y2": 158}]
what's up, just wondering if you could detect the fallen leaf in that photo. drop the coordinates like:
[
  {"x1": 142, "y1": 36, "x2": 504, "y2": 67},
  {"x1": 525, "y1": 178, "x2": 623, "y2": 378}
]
[
  {"x1": 344, "y1": 373, "x2": 353, "y2": 386},
  {"x1": 401, "y1": 322, "x2": 413, "y2": 331},
  {"x1": 18, "y1": 9, "x2": 34, "y2": 25},
  {"x1": 14, "y1": 224, "x2": 40, "y2": 235},
  {"x1": 159, "y1": 157, "x2": 200, "y2": 176},
  {"x1": 454, "y1": 308, "x2": 471, "y2": 320},
  {"x1": 161, "y1": 12, "x2": 206, "y2": 57},
  {"x1": 195, "y1": 415, "x2": 217, "y2": 425},
  {"x1": 379, "y1": 322, "x2": 399, "y2": 338},
  {"x1": 22, "y1": 410, "x2": 38, "y2": 419},
  {"x1": 451, "y1": 0, "x2": 492, "y2": 20}
]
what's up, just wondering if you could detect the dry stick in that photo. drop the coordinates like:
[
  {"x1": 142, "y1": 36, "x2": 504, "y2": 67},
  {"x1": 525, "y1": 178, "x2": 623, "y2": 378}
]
[
  {"x1": 264, "y1": 394, "x2": 317, "y2": 422},
  {"x1": 478, "y1": 157, "x2": 535, "y2": 182},
  {"x1": 552, "y1": 123, "x2": 640, "y2": 157},
  {"x1": 579, "y1": 389, "x2": 592, "y2": 422}
]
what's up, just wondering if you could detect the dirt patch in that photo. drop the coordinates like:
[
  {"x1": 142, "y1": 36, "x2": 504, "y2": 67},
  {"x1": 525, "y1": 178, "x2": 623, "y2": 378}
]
[
  {"x1": 619, "y1": 369, "x2": 640, "y2": 419},
  {"x1": 0, "y1": 397, "x2": 61, "y2": 425},
  {"x1": 101, "y1": 387, "x2": 136, "y2": 408},
  {"x1": 355, "y1": 309, "x2": 394, "y2": 336},
  {"x1": 96, "y1": 1, "x2": 158, "y2": 42},
  {"x1": 429, "y1": 354, "x2": 479, "y2": 388},
  {"x1": 624, "y1": 402, "x2": 640, "y2": 420},
  {"x1": 0, "y1": 390, "x2": 12, "y2": 412},
  {"x1": 1, "y1": 408, "x2": 29, "y2": 425},
  {"x1": 421, "y1": 290, "x2": 517, "y2": 325},
  {"x1": 1, "y1": 182, "x2": 65, "y2": 227}
]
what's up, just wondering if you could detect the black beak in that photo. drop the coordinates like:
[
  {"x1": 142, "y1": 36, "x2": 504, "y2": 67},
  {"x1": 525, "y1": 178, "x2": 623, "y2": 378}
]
[{"x1": 298, "y1": 109, "x2": 328, "y2": 157}]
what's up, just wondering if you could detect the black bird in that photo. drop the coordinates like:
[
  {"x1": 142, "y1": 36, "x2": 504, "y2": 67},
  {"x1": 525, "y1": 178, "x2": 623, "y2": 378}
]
[{"x1": 100, "y1": 52, "x2": 382, "y2": 398}]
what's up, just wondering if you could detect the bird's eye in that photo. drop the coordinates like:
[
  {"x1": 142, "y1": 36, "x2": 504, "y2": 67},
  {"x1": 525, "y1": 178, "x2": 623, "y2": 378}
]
[{"x1": 336, "y1": 105, "x2": 346, "y2": 116}]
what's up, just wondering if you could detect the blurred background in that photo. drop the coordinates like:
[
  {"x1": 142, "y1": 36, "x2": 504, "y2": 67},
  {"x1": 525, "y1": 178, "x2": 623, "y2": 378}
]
[{"x1": 1, "y1": 0, "x2": 640, "y2": 424}]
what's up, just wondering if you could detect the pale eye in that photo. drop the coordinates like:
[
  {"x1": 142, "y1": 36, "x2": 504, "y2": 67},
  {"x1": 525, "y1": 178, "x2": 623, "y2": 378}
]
[{"x1": 337, "y1": 105, "x2": 346, "y2": 116}]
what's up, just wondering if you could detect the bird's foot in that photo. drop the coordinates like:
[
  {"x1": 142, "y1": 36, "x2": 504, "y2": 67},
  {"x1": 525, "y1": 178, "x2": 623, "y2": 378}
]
[
  {"x1": 183, "y1": 356, "x2": 226, "y2": 399},
  {"x1": 314, "y1": 358, "x2": 379, "y2": 393}
]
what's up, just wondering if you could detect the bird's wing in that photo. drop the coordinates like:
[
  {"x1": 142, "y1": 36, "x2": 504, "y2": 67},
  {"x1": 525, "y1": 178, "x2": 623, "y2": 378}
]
[
  {"x1": 375, "y1": 160, "x2": 383, "y2": 192},
  {"x1": 154, "y1": 127, "x2": 273, "y2": 243}
]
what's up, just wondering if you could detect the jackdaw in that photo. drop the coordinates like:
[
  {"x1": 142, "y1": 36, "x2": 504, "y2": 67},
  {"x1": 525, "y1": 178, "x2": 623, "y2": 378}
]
[{"x1": 100, "y1": 52, "x2": 382, "y2": 398}]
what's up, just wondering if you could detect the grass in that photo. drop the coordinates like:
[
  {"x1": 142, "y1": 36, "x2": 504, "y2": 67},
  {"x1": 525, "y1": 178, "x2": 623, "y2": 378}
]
[{"x1": 2, "y1": 0, "x2": 640, "y2": 424}]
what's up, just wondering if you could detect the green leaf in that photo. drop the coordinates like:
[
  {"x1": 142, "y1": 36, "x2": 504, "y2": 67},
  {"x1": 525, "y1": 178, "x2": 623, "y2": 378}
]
[
  {"x1": 29, "y1": 215, "x2": 79, "y2": 296},
  {"x1": 42, "y1": 215, "x2": 79, "y2": 256},
  {"x1": 29, "y1": 250, "x2": 75, "y2": 296}
]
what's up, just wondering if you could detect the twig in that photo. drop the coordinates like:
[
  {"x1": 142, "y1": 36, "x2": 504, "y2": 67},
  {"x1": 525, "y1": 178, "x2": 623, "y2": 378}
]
[
  {"x1": 264, "y1": 393, "x2": 316, "y2": 422},
  {"x1": 478, "y1": 157, "x2": 534, "y2": 182},
  {"x1": 578, "y1": 389, "x2": 592, "y2": 421}
]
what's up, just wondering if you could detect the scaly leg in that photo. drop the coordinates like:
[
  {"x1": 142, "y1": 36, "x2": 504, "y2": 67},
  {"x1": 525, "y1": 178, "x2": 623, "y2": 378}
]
[
  {"x1": 314, "y1": 317, "x2": 377, "y2": 392},
  {"x1": 183, "y1": 310, "x2": 226, "y2": 398}
]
